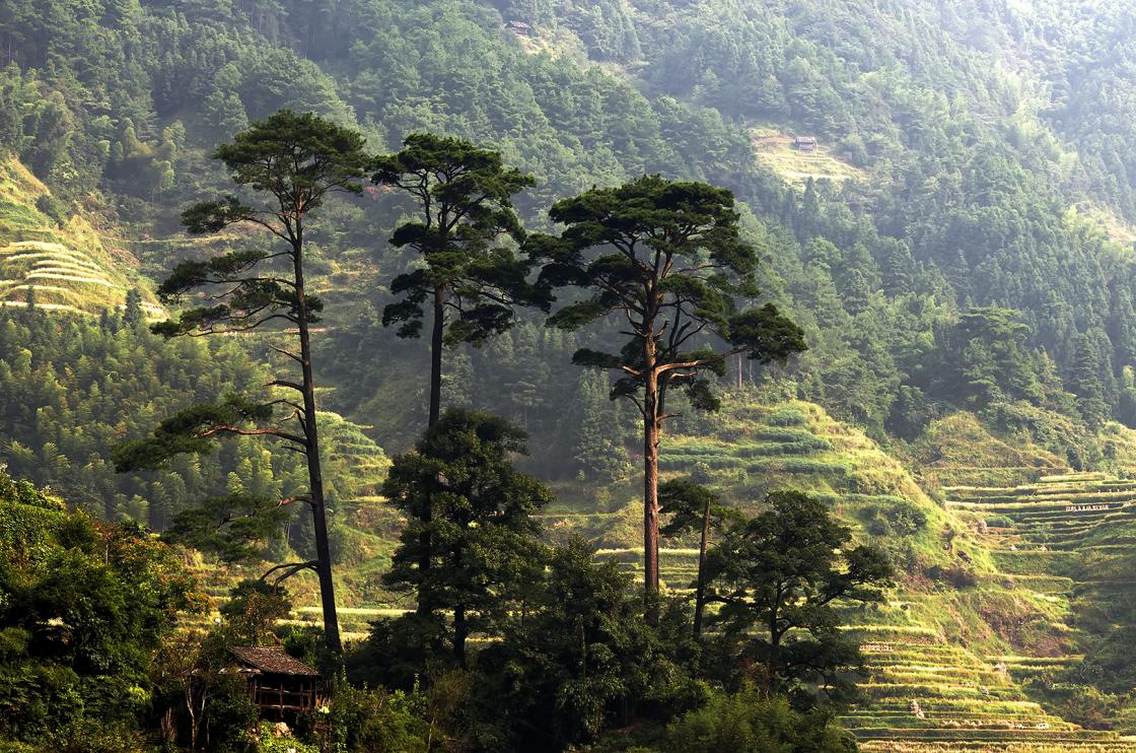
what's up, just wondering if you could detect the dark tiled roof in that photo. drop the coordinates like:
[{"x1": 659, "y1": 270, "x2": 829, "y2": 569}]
[{"x1": 229, "y1": 646, "x2": 320, "y2": 676}]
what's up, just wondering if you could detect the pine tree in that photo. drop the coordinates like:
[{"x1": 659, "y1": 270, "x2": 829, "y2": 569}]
[
  {"x1": 572, "y1": 370, "x2": 629, "y2": 482},
  {"x1": 532, "y1": 175, "x2": 805, "y2": 605},
  {"x1": 372, "y1": 132, "x2": 549, "y2": 427},
  {"x1": 113, "y1": 110, "x2": 370, "y2": 655},
  {"x1": 122, "y1": 288, "x2": 144, "y2": 329},
  {"x1": 1071, "y1": 332, "x2": 1109, "y2": 429},
  {"x1": 381, "y1": 409, "x2": 550, "y2": 666}
]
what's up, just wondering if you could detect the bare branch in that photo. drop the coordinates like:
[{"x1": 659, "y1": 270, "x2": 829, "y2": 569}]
[{"x1": 268, "y1": 380, "x2": 306, "y2": 394}]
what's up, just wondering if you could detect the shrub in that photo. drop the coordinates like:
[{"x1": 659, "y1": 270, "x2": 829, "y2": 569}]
[
  {"x1": 660, "y1": 690, "x2": 856, "y2": 753},
  {"x1": 204, "y1": 675, "x2": 258, "y2": 753},
  {"x1": 325, "y1": 683, "x2": 430, "y2": 753},
  {"x1": 259, "y1": 723, "x2": 319, "y2": 753},
  {"x1": 863, "y1": 502, "x2": 927, "y2": 537},
  {"x1": 766, "y1": 408, "x2": 808, "y2": 427},
  {"x1": 926, "y1": 564, "x2": 978, "y2": 588},
  {"x1": 33, "y1": 195, "x2": 65, "y2": 226}
]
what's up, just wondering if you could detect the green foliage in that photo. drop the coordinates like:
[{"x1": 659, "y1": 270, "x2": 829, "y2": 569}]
[
  {"x1": 374, "y1": 131, "x2": 548, "y2": 422},
  {"x1": 218, "y1": 579, "x2": 293, "y2": 646},
  {"x1": 705, "y1": 491, "x2": 893, "y2": 702},
  {"x1": 860, "y1": 500, "x2": 928, "y2": 538},
  {"x1": 377, "y1": 409, "x2": 550, "y2": 668},
  {"x1": 0, "y1": 473, "x2": 197, "y2": 745},
  {"x1": 324, "y1": 684, "x2": 433, "y2": 753},
  {"x1": 8, "y1": 0, "x2": 1136, "y2": 747},
  {"x1": 0, "y1": 310, "x2": 298, "y2": 528},
  {"x1": 658, "y1": 689, "x2": 856, "y2": 753},
  {"x1": 469, "y1": 539, "x2": 702, "y2": 753},
  {"x1": 536, "y1": 175, "x2": 804, "y2": 404},
  {"x1": 571, "y1": 370, "x2": 631, "y2": 482}
]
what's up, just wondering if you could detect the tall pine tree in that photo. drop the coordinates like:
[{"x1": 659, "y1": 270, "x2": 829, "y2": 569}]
[
  {"x1": 114, "y1": 110, "x2": 370, "y2": 654},
  {"x1": 532, "y1": 175, "x2": 805, "y2": 606}
]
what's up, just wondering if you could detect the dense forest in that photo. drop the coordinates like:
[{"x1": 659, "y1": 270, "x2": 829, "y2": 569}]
[{"x1": 5, "y1": 0, "x2": 1136, "y2": 752}]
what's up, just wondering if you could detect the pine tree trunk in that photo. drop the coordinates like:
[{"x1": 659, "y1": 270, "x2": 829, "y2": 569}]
[
  {"x1": 693, "y1": 493, "x2": 711, "y2": 639},
  {"x1": 415, "y1": 286, "x2": 446, "y2": 620},
  {"x1": 293, "y1": 234, "x2": 341, "y2": 655},
  {"x1": 429, "y1": 285, "x2": 445, "y2": 427},
  {"x1": 643, "y1": 341, "x2": 661, "y2": 613}
]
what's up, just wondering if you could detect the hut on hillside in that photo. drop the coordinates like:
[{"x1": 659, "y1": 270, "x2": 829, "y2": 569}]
[
  {"x1": 228, "y1": 646, "x2": 323, "y2": 720},
  {"x1": 506, "y1": 20, "x2": 533, "y2": 36},
  {"x1": 793, "y1": 135, "x2": 818, "y2": 151}
]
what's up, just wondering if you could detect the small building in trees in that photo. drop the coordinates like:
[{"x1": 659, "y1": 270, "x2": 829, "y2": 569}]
[
  {"x1": 506, "y1": 20, "x2": 534, "y2": 36},
  {"x1": 793, "y1": 135, "x2": 818, "y2": 151},
  {"x1": 228, "y1": 647, "x2": 323, "y2": 719}
]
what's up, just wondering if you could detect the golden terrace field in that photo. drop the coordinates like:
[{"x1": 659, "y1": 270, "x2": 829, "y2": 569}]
[{"x1": 0, "y1": 158, "x2": 160, "y2": 317}]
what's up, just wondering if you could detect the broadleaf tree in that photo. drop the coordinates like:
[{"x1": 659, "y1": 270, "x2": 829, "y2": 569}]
[
  {"x1": 704, "y1": 491, "x2": 893, "y2": 701},
  {"x1": 113, "y1": 110, "x2": 371, "y2": 654},
  {"x1": 531, "y1": 175, "x2": 806, "y2": 603},
  {"x1": 371, "y1": 132, "x2": 550, "y2": 427}
]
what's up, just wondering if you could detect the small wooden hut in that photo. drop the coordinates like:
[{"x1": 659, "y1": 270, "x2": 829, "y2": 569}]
[
  {"x1": 229, "y1": 646, "x2": 323, "y2": 719},
  {"x1": 793, "y1": 135, "x2": 818, "y2": 151}
]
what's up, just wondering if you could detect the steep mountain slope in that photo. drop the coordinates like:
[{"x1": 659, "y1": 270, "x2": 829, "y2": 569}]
[{"x1": 6, "y1": 0, "x2": 1136, "y2": 466}]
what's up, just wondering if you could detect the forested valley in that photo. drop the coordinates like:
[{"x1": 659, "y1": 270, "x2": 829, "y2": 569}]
[{"x1": 5, "y1": 1, "x2": 1136, "y2": 751}]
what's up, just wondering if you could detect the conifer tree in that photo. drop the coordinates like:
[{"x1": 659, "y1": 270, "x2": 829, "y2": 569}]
[
  {"x1": 380, "y1": 409, "x2": 550, "y2": 667},
  {"x1": 371, "y1": 133, "x2": 549, "y2": 427},
  {"x1": 531, "y1": 175, "x2": 806, "y2": 605},
  {"x1": 572, "y1": 370, "x2": 630, "y2": 482},
  {"x1": 1072, "y1": 332, "x2": 1109, "y2": 429},
  {"x1": 122, "y1": 287, "x2": 144, "y2": 328},
  {"x1": 113, "y1": 110, "x2": 370, "y2": 654}
]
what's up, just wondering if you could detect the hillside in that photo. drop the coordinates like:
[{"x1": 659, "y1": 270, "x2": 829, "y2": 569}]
[
  {"x1": 4, "y1": 1, "x2": 1136, "y2": 751},
  {"x1": 4, "y1": 0, "x2": 1136, "y2": 468},
  {"x1": 620, "y1": 396, "x2": 1136, "y2": 751},
  {"x1": 0, "y1": 157, "x2": 158, "y2": 316}
]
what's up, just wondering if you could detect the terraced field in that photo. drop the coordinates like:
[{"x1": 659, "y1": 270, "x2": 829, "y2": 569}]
[
  {"x1": 0, "y1": 158, "x2": 163, "y2": 316},
  {"x1": 751, "y1": 128, "x2": 867, "y2": 188},
  {"x1": 552, "y1": 398, "x2": 1136, "y2": 753},
  {"x1": 882, "y1": 471, "x2": 1136, "y2": 753}
]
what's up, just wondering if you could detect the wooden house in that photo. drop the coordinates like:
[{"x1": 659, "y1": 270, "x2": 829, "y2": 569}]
[
  {"x1": 229, "y1": 646, "x2": 323, "y2": 719},
  {"x1": 793, "y1": 135, "x2": 818, "y2": 151},
  {"x1": 506, "y1": 20, "x2": 533, "y2": 36}
]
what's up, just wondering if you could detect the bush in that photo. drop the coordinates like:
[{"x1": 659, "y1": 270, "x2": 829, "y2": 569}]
[
  {"x1": 863, "y1": 502, "x2": 927, "y2": 537},
  {"x1": 204, "y1": 675, "x2": 258, "y2": 753},
  {"x1": 660, "y1": 689, "x2": 856, "y2": 753},
  {"x1": 0, "y1": 664, "x2": 83, "y2": 742},
  {"x1": 326, "y1": 684, "x2": 430, "y2": 753},
  {"x1": 33, "y1": 195, "x2": 65, "y2": 226},
  {"x1": 259, "y1": 723, "x2": 319, "y2": 753},
  {"x1": 926, "y1": 564, "x2": 978, "y2": 588}
]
